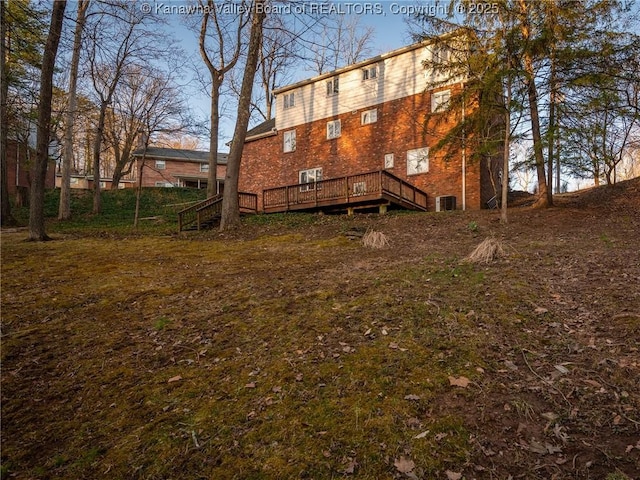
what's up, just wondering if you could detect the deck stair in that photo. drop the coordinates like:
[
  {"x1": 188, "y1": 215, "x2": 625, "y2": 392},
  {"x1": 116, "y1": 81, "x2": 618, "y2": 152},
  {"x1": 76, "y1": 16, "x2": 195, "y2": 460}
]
[{"x1": 178, "y1": 192, "x2": 257, "y2": 231}]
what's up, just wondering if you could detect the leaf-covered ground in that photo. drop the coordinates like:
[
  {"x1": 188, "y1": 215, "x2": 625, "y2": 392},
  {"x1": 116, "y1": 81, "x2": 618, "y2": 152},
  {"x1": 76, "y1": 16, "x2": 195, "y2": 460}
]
[{"x1": 2, "y1": 179, "x2": 639, "y2": 479}]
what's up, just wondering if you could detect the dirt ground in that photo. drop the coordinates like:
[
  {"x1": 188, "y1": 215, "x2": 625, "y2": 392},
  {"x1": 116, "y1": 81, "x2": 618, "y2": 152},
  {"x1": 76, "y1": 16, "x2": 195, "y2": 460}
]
[{"x1": 1, "y1": 179, "x2": 639, "y2": 479}]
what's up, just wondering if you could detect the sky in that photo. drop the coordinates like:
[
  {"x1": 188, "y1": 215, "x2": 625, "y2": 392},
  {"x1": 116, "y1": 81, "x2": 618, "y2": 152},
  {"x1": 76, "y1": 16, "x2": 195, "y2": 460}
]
[{"x1": 158, "y1": 1, "x2": 429, "y2": 150}]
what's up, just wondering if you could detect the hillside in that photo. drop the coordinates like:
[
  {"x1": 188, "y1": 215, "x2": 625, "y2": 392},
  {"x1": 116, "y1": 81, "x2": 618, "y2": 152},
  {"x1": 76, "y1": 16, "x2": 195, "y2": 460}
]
[{"x1": 1, "y1": 179, "x2": 639, "y2": 479}]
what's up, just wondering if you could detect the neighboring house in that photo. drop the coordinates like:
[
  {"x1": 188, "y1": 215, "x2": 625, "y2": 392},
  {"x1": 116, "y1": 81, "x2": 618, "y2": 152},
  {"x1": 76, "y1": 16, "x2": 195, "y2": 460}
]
[
  {"x1": 239, "y1": 38, "x2": 501, "y2": 212},
  {"x1": 54, "y1": 175, "x2": 136, "y2": 190},
  {"x1": 5, "y1": 139, "x2": 56, "y2": 203},
  {"x1": 131, "y1": 148, "x2": 228, "y2": 192}
]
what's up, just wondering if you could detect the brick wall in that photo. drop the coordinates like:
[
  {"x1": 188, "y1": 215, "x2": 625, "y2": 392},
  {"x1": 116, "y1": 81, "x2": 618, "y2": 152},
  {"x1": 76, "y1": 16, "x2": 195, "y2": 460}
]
[
  {"x1": 240, "y1": 86, "x2": 498, "y2": 211},
  {"x1": 5, "y1": 140, "x2": 56, "y2": 195}
]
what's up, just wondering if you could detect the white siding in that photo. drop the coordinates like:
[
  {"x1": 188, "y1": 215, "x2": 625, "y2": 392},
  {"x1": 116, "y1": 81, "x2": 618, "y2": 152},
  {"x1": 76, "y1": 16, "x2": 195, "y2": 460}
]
[{"x1": 275, "y1": 44, "x2": 454, "y2": 131}]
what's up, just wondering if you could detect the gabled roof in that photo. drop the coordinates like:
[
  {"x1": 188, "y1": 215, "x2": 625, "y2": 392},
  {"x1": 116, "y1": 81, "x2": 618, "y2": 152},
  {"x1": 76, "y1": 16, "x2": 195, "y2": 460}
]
[
  {"x1": 245, "y1": 118, "x2": 277, "y2": 142},
  {"x1": 132, "y1": 147, "x2": 228, "y2": 164}
]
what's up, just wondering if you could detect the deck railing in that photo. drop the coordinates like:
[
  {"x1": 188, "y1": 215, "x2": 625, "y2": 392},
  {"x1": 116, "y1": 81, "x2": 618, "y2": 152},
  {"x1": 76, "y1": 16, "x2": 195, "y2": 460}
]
[
  {"x1": 263, "y1": 170, "x2": 427, "y2": 212},
  {"x1": 178, "y1": 192, "x2": 258, "y2": 231}
]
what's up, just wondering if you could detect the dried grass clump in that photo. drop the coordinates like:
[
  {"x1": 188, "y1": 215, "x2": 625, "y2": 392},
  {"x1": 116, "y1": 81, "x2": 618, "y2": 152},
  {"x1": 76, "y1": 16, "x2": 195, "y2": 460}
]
[
  {"x1": 465, "y1": 237, "x2": 505, "y2": 264},
  {"x1": 362, "y1": 230, "x2": 390, "y2": 249}
]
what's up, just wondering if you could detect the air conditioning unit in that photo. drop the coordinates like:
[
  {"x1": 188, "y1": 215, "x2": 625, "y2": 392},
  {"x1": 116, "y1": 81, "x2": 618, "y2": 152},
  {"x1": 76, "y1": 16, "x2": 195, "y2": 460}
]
[{"x1": 435, "y1": 195, "x2": 456, "y2": 211}]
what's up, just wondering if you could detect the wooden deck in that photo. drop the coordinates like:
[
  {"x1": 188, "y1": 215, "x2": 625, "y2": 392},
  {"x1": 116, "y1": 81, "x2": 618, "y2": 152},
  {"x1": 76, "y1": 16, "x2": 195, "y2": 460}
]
[
  {"x1": 263, "y1": 170, "x2": 428, "y2": 214},
  {"x1": 178, "y1": 192, "x2": 257, "y2": 231}
]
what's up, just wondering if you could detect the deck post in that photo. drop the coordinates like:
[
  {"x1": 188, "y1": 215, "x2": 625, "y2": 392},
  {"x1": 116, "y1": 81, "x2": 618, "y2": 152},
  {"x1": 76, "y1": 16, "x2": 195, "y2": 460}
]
[
  {"x1": 379, "y1": 204, "x2": 387, "y2": 214},
  {"x1": 347, "y1": 207, "x2": 355, "y2": 216}
]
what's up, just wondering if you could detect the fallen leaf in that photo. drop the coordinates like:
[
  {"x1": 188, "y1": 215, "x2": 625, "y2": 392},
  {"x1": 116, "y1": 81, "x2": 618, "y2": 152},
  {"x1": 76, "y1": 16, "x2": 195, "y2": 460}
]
[
  {"x1": 343, "y1": 457, "x2": 357, "y2": 474},
  {"x1": 167, "y1": 375, "x2": 182, "y2": 383},
  {"x1": 446, "y1": 471, "x2": 462, "y2": 480},
  {"x1": 413, "y1": 430, "x2": 429, "y2": 439},
  {"x1": 389, "y1": 342, "x2": 399, "y2": 350},
  {"x1": 245, "y1": 382, "x2": 256, "y2": 389},
  {"x1": 554, "y1": 364, "x2": 570, "y2": 374},
  {"x1": 381, "y1": 328, "x2": 389, "y2": 335},
  {"x1": 404, "y1": 394, "x2": 421, "y2": 401},
  {"x1": 448, "y1": 376, "x2": 470, "y2": 388},
  {"x1": 534, "y1": 307, "x2": 548, "y2": 315},
  {"x1": 504, "y1": 360, "x2": 518, "y2": 371},
  {"x1": 295, "y1": 373, "x2": 303, "y2": 381},
  {"x1": 394, "y1": 456, "x2": 415, "y2": 473}
]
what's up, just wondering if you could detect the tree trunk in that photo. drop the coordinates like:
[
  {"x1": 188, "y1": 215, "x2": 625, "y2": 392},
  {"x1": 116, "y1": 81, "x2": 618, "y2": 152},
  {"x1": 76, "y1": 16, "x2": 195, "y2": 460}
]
[
  {"x1": 518, "y1": 0, "x2": 551, "y2": 208},
  {"x1": 220, "y1": 0, "x2": 266, "y2": 230},
  {"x1": 206, "y1": 78, "x2": 221, "y2": 197},
  {"x1": 59, "y1": 0, "x2": 89, "y2": 220},
  {"x1": 500, "y1": 76, "x2": 512, "y2": 225},
  {"x1": 0, "y1": 0, "x2": 16, "y2": 227},
  {"x1": 92, "y1": 100, "x2": 108, "y2": 214},
  {"x1": 29, "y1": 0, "x2": 66, "y2": 240}
]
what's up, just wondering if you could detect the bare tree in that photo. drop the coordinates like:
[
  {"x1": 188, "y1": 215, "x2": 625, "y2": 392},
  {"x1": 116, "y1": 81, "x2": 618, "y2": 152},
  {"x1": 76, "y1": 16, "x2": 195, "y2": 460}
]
[
  {"x1": 133, "y1": 73, "x2": 188, "y2": 228},
  {"x1": 58, "y1": 0, "x2": 89, "y2": 220},
  {"x1": 28, "y1": 0, "x2": 66, "y2": 241},
  {"x1": 85, "y1": 1, "x2": 162, "y2": 214},
  {"x1": 307, "y1": 15, "x2": 375, "y2": 75},
  {"x1": 198, "y1": 0, "x2": 249, "y2": 198},
  {"x1": 220, "y1": 0, "x2": 266, "y2": 230}
]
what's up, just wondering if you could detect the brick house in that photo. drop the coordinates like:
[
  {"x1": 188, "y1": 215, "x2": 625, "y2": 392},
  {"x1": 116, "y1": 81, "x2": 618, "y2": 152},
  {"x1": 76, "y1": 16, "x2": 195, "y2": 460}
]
[
  {"x1": 131, "y1": 147, "x2": 228, "y2": 193},
  {"x1": 239, "y1": 38, "x2": 501, "y2": 212},
  {"x1": 5, "y1": 139, "x2": 56, "y2": 204}
]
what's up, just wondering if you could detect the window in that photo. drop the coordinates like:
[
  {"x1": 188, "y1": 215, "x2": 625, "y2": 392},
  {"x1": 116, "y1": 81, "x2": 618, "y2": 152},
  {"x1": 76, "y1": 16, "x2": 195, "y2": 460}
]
[
  {"x1": 327, "y1": 119, "x2": 341, "y2": 139},
  {"x1": 361, "y1": 109, "x2": 378, "y2": 125},
  {"x1": 384, "y1": 153, "x2": 394, "y2": 169},
  {"x1": 155, "y1": 159, "x2": 166, "y2": 170},
  {"x1": 433, "y1": 44, "x2": 450, "y2": 64},
  {"x1": 283, "y1": 92, "x2": 295, "y2": 109},
  {"x1": 200, "y1": 163, "x2": 209, "y2": 173},
  {"x1": 362, "y1": 65, "x2": 377, "y2": 81},
  {"x1": 431, "y1": 89, "x2": 451, "y2": 112},
  {"x1": 155, "y1": 181, "x2": 174, "y2": 187},
  {"x1": 326, "y1": 77, "x2": 339, "y2": 96},
  {"x1": 407, "y1": 147, "x2": 429, "y2": 175},
  {"x1": 353, "y1": 181, "x2": 366, "y2": 196},
  {"x1": 299, "y1": 168, "x2": 322, "y2": 192},
  {"x1": 283, "y1": 130, "x2": 296, "y2": 153}
]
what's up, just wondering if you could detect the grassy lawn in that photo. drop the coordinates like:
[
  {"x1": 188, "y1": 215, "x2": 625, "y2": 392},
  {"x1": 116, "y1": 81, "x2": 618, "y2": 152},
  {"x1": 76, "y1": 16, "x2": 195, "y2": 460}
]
[{"x1": 1, "y1": 184, "x2": 639, "y2": 479}]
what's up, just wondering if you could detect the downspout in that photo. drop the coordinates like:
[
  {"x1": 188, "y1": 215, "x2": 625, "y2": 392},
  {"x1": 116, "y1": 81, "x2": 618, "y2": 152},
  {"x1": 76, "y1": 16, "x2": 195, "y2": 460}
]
[{"x1": 460, "y1": 82, "x2": 466, "y2": 211}]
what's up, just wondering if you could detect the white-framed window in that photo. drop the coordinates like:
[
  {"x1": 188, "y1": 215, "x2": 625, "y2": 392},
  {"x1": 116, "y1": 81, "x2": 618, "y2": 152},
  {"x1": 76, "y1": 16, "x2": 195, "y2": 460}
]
[
  {"x1": 283, "y1": 129, "x2": 296, "y2": 153},
  {"x1": 361, "y1": 109, "x2": 378, "y2": 125},
  {"x1": 362, "y1": 65, "x2": 378, "y2": 81},
  {"x1": 283, "y1": 92, "x2": 295, "y2": 109},
  {"x1": 431, "y1": 89, "x2": 451, "y2": 112},
  {"x1": 433, "y1": 43, "x2": 450, "y2": 64},
  {"x1": 155, "y1": 159, "x2": 166, "y2": 170},
  {"x1": 155, "y1": 181, "x2": 174, "y2": 187},
  {"x1": 407, "y1": 147, "x2": 429, "y2": 175},
  {"x1": 384, "y1": 153, "x2": 394, "y2": 169},
  {"x1": 299, "y1": 168, "x2": 323, "y2": 192},
  {"x1": 326, "y1": 77, "x2": 339, "y2": 96},
  {"x1": 200, "y1": 163, "x2": 209, "y2": 173},
  {"x1": 327, "y1": 119, "x2": 341, "y2": 139}
]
